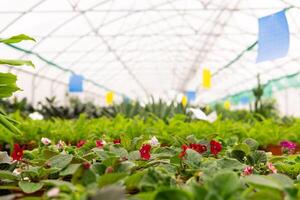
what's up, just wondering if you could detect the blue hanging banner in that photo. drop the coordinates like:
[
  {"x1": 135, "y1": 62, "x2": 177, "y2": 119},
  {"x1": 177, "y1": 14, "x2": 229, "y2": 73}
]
[
  {"x1": 256, "y1": 10, "x2": 290, "y2": 62},
  {"x1": 186, "y1": 91, "x2": 196, "y2": 102},
  {"x1": 69, "y1": 75, "x2": 83, "y2": 92}
]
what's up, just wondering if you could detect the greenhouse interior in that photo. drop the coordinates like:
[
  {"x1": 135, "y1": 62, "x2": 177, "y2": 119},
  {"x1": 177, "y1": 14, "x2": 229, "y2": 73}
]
[{"x1": 1, "y1": 0, "x2": 300, "y2": 199}]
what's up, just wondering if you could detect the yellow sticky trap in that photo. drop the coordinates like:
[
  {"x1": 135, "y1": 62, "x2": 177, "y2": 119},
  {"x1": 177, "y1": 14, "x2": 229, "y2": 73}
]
[
  {"x1": 181, "y1": 96, "x2": 188, "y2": 107},
  {"x1": 224, "y1": 100, "x2": 231, "y2": 110},
  {"x1": 105, "y1": 91, "x2": 114, "y2": 105},
  {"x1": 202, "y1": 68, "x2": 211, "y2": 89}
]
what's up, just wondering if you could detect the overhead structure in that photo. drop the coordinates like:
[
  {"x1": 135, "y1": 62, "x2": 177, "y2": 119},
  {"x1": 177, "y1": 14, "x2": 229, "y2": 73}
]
[{"x1": 0, "y1": 0, "x2": 300, "y2": 106}]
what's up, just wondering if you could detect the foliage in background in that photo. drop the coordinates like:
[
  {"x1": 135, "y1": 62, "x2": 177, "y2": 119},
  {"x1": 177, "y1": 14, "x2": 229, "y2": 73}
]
[
  {"x1": 0, "y1": 113, "x2": 299, "y2": 147},
  {"x1": 252, "y1": 74, "x2": 278, "y2": 119},
  {"x1": 1, "y1": 96, "x2": 190, "y2": 122},
  {"x1": 0, "y1": 34, "x2": 35, "y2": 134}
]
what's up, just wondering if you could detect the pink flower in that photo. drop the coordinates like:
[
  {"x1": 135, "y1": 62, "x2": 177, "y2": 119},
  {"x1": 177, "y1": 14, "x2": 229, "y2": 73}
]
[
  {"x1": 41, "y1": 137, "x2": 51, "y2": 145},
  {"x1": 280, "y1": 140, "x2": 297, "y2": 154},
  {"x1": 47, "y1": 187, "x2": 60, "y2": 197},
  {"x1": 267, "y1": 162, "x2": 277, "y2": 174},
  {"x1": 76, "y1": 140, "x2": 86, "y2": 148},
  {"x1": 83, "y1": 162, "x2": 91, "y2": 170},
  {"x1": 56, "y1": 140, "x2": 65, "y2": 149},
  {"x1": 242, "y1": 166, "x2": 254, "y2": 176},
  {"x1": 95, "y1": 140, "x2": 105, "y2": 148}
]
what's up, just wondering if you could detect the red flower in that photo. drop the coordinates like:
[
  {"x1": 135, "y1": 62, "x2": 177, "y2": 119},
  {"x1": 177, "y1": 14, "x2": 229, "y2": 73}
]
[
  {"x1": 76, "y1": 140, "x2": 86, "y2": 148},
  {"x1": 11, "y1": 144, "x2": 25, "y2": 161},
  {"x1": 189, "y1": 143, "x2": 207, "y2": 153},
  {"x1": 139, "y1": 144, "x2": 151, "y2": 160},
  {"x1": 83, "y1": 162, "x2": 91, "y2": 169},
  {"x1": 210, "y1": 140, "x2": 222, "y2": 155},
  {"x1": 179, "y1": 144, "x2": 188, "y2": 158},
  {"x1": 95, "y1": 140, "x2": 104, "y2": 148},
  {"x1": 113, "y1": 139, "x2": 121, "y2": 145}
]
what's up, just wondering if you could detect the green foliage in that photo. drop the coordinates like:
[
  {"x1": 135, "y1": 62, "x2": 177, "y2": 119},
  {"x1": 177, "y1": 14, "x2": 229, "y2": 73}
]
[
  {"x1": 0, "y1": 34, "x2": 35, "y2": 44},
  {"x1": 0, "y1": 126, "x2": 300, "y2": 199},
  {"x1": 18, "y1": 181, "x2": 44, "y2": 194},
  {"x1": 0, "y1": 34, "x2": 35, "y2": 135}
]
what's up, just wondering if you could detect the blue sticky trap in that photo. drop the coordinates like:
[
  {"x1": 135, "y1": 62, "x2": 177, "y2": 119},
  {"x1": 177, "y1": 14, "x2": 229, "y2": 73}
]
[
  {"x1": 69, "y1": 75, "x2": 83, "y2": 92},
  {"x1": 256, "y1": 10, "x2": 290, "y2": 62},
  {"x1": 186, "y1": 91, "x2": 196, "y2": 102},
  {"x1": 240, "y1": 96, "x2": 250, "y2": 105}
]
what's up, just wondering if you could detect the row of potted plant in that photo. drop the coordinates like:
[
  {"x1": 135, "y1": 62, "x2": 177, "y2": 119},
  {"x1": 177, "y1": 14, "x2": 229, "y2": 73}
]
[{"x1": 1, "y1": 133, "x2": 300, "y2": 199}]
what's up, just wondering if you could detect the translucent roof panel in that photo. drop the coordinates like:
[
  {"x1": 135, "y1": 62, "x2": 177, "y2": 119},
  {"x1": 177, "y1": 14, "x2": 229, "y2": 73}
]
[{"x1": 1, "y1": 0, "x2": 300, "y2": 103}]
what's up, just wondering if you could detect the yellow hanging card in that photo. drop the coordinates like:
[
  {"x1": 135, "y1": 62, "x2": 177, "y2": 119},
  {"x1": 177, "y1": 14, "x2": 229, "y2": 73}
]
[
  {"x1": 202, "y1": 68, "x2": 211, "y2": 89},
  {"x1": 224, "y1": 100, "x2": 231, "y2": 110},
  {"x1": 106, "y1": 91, "x2": 114, "y2": 105},
  {"x1": 181, "y1": 96, "x2": 188, "y2": 107}
]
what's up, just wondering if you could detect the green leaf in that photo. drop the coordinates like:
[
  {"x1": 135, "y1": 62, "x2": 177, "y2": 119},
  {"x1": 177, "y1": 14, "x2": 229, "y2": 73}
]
[
  {"x1": 18, "y1": 181, "x2": 44, "y2": 194},
  {"x1": 0, "y1": 59, "x2": 35, "y2": 67},
  {"x1": 90, "y1": 186, "x2": 125, "y2": 200},
  {"x1": 247, "y1": 150, "x2": 267, "y2": 165},
  {"x1": 0, "y1": 34, "x2": 35, "y2": 44},
  {"x1": 92, "y1": 163, "x2": 106, "y2": 175},
  {"x1": 82, "y1": 169, "x2": 96, "y2": 186},
  {"x1": 98, "y1": 173, "x2": 127, "y2": 188},
  {"x1": 47, "y1": 154, "x2": 73, "y2": 169},
  {"x1": 216, "y1": 157, "x2": 245, "y2": 170},
  {"x1": 154, "y1": 188, "x2": 192, "y2": 200},
  {"x1": 125, "y1": 171, "x2": 146, "y2": 191},
  {"x1": 243, "y1": 138, "x2": 259, "y2": 151},
  {"x1": 268, "y1": 174, "x2": 294, "y2": 188},
  {"x1": 0, "y1": 170, "x2": 18, "y2": 181},
  {"x1": 207, "y1": 171, "x2": 241, "y2": 198},
  {"x1": 185, "y1": 149, "x2": 202, "y2": 168},
  {"x1": 231, "y1": 150, "x2": 246, "y2": 162},
  {"x1": 233, "y1": 143, "x2": 250, "y2": 155},
  {"x1": 60, "y1": 164, "x2": 81, "y2": 176},
  {"x1": 245, "y1": 189, "x2": 282, "y2": 200},
  {"x1": 115, "y1": 161, "x2": 136, "y2": 172},
  {"x1": 204, "y1": 191, "x2": 223, "y2": 200},
  {"x1": 110, "y1": 146, "x2": 128, "y2": 158},
  {"x1": 41, "y1": 179, "x2": 75, "y2": 191},
  {"x1": 0, "y1": 73, "x2": 20, "y2": 98},
  {"x1": 128, "y1": 150, "x2": 140, "y2": 161},
  {"x1": 244, "y1": 175, "x2": 282, "y2": 190}
]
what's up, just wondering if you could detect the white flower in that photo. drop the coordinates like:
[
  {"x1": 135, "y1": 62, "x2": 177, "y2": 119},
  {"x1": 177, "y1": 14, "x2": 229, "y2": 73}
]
[
  {"x1": 0, "y1": 151, "x2": 12, "y2": 164},
  {"x1": 12, "y1": 168, "x2": 22, "y2": 176},
  {"x1": 188, "y1": 108, "x2": 208, "y2": 121},
  {"x1": 47, "y1": 187, "x2": 60, "y2": 197},
  {"x1": 207, "y1": 111, "x2": 218, "y2": 123},
  {"x1": 56, "y1": 140, "x2": 66, "y2": 149},
  {"x1": 188, "y1": 108, "x2": 218, "y2": 123},
  {"x1": 29, "y1": 112, "x2": 43, "y2": 120},
  {"x1": 150, "y1": 136, "x2": 159, "y2": 146},
  {"x1": 41, "y1": 137, "x2": 51, "y2": 145}
]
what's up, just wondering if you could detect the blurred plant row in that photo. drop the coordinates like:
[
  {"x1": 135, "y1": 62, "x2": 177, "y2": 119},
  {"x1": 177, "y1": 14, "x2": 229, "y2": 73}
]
[{"x1": 0, "y1": 113, "x2": 299, "y2": 148}]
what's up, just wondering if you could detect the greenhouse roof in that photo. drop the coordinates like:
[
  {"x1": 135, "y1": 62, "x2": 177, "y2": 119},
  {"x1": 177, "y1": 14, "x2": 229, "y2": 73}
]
[{"x1": 1, "y1": 0, "x2": 300, "y2": 104}]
